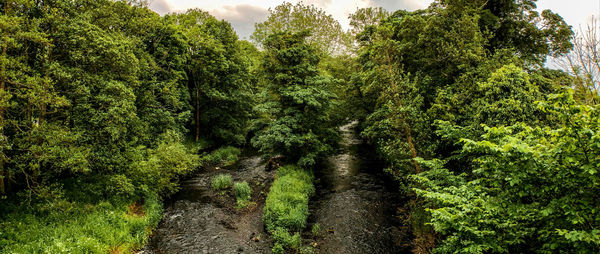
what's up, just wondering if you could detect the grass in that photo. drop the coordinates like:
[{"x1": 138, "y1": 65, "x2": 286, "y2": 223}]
[
  {"x1": 311, "y1": 223, "x2": 321, "y2": 237},
  {"x1": 211, "y1": 174, "x2": 233, "y2": 191},
  {"x1": 201, "y1": 146, "x2": 241, "y2": 166},
  {"x1": 263, "y1": 165, "x2": 314, "y2": 253},
  {"x1": 0, "y1": 196, "x2": 162, "y2": 254},
  {"x1": 234, "y1": 181, "x2": 252, "y2": 208}
]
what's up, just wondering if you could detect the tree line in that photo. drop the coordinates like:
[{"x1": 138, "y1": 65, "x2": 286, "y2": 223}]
[
  {"x1": 350, "y1": 0, "x2": 600, "y2": 252},
  {"x1": 2, "y1": 0, "x2": 600, "y2": 253}
]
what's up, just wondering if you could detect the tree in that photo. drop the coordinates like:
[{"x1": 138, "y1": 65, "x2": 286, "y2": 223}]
[
  {"x1": 348, "y1": 7, "x2": 389, "y2": 43},
  {"x1": 415, "y1": 90, "x2": 600, "y2": 253},
  {"x1": 558, "y1": 17, "x2": 600, "y2": 105},
  {"x1": 252, "y1": 31, "x2": 338, "y2": 167},
  {"x1": 252, "y1": 2, "x2": 349, "y2": 55},
  {"x1": 167, "y1": 9, "x2": 253, "y2": 145},
  {"x1": 458, "y1": 0, "x2": 573, "y2": 64},
  {"x1": 0, "y1": 0, "x2": 71, "y2": 195}
]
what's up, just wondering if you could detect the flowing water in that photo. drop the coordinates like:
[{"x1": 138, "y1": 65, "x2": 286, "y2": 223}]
[
  {"x1": 309, "y1": 121, "x2": 410, "y2": 254},
  {"x1": 144, "y1": 121, "x2": 409, "y2": 253},
  {"x1": 143, "y1": 154, "x2": 275, "y2": 254}
]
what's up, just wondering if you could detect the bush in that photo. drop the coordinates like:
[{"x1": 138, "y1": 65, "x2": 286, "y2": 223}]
[
  {"x1": 272, "y1": 227, "x2": 302, "y2": 250},
  {"x1": 263, "y1": 165, "x2": 314, "y2": 252},
  {"x1": 131, "y1": 131, "x2": 200, "y2": 198},
  {"x1": 234, "y1": 181, "x2": 252, "y2": 208},
  {"x1": 211, "y1": 174, "x2": 233, "y2": 191}
]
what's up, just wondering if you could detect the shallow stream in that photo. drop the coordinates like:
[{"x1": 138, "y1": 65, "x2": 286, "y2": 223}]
[{"x1": 308, "y1": 121, "x2": 410, "y2": 254}]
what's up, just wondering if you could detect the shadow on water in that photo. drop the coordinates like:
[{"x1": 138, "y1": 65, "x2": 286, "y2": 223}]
[{"x1": 309, "y1": 121, "x2": 411, "y2": 254}]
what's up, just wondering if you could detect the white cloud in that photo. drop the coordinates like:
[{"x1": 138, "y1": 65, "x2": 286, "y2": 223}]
[
  {"x1": 148, "y1": 0, "x2": 595, "y2": 42},
  {"x1": 211, "y1": 5, "x2": 270, "y2": 39},
  {"x1": 149, "y1": 0, "x2": 172, "y2": 15}
]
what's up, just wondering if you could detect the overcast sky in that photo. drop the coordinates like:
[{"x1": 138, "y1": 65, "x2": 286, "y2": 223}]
[{"x1": 149, "y1": 0, "x2": 600, "y2": 40}]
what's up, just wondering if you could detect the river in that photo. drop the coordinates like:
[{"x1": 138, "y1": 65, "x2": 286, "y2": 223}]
[{"x1": 309, "y1": 121, "x2": 410, "y2": 253}]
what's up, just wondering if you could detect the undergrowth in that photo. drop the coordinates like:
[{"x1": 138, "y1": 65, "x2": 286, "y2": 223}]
[
  {"x1": 201, "y1": 146, "x2": 241, "y2": 166},
  {"x1": 0, "y1": 195, "x2": 162, "y2": 254}
]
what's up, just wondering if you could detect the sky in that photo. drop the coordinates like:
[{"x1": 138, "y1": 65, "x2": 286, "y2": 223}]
[{"x1": 148, "y1": 0, "x2": 600, "y2": 40}]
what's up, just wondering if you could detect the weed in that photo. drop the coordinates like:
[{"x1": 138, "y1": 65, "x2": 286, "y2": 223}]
[
  {"x1": 311, "y1": 223, "x2": 321, "y2": 237},
  {"x1": 234, "y1": 181, "x2": 252, "y2": 208},
  {"x1": 211, "y1": 174, "x2": 233, "y2": 191}
]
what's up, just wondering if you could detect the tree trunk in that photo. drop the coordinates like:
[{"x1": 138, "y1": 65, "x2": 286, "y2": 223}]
[
  {"x1": 384, "y1": 49, "x2": 421, "y2": 173},
  {"x1": 195, "y1": 86, "x2": 200, "y2": 142},
  {"x1": 0, "y1": 38, "x2": 6, "y2": 195}
]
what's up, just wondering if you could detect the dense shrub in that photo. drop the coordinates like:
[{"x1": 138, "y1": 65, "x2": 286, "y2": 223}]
[
  {"x1": 132, "y1": 132, "x2": 201, "y2": 197},
  {"x1": 414, "y1": 92, "x2": 600, "y2": 253},
  {"x1": 211, "y1": 174, "x2": 233, "y2": 191},
  {"x1": 263, "y1": 165, "x2": 314, "y2": 252}
]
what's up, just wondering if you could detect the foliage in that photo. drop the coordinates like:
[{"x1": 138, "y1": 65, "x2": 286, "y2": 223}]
[
  {"x1": 263, "y1": 165, "x2": 314, "y2": 253},
  {"x1": 350, "y1": 0, "x2": 584, "y2": 253},
  {"x1": 0, "y1": 195, "x2": 162, "y2": 254},
  {"x1": 0, "y1": 1, "x2": 253, "y2": 251},
  {"x1": 233, "y1": 181, "x2": 252, "y2": 208},
  {"x1": 166, "y1": 9, "x2": 254, "y2": 145},
  {"x1": 251, "y1": 30, "x2": 339, "y2": 167},
  {"x1": 132, "y1": 132, "x2": 200, "y2": 197},
  {"x1": 311, "y1": 223, "x2": 321, "y2": 237},
  {"x1": 211, "y1": 174, "x2": 233, "y2": 191},
  {"x1": 252, "y1": 2, "x2": 350, "y2": 55},
  {"x1": 415, "y1": 91, "x2": 600, "y2": 253}
]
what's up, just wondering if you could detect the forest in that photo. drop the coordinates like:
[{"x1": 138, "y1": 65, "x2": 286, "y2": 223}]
[{"x1": 0, "y1": 0, "x2": 598, "y2": 253}]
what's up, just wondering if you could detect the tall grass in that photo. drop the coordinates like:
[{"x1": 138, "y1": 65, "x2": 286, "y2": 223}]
[
  {"x1": 0, "y1": 196, "x2": 162, "y2": 254},
  {"x1": 263, "y1": 165, "x2": 314, "y2": 253},
  {"x1": 211, "y1": 174, "x2": 233, "y2": 191},
  {"x1": 234, "y1": 181, "x2": 252, "y2": 208},
  {"x1": 201, "y1": 146, "x2": 241, "y2": 166}
]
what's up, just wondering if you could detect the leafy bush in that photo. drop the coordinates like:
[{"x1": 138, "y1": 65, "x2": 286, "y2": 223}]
[
  {"x1": 272, "y1": 227, "x2": 302, "y2": 250},
  {"x1": 414, "y1": 92, "x2": 600, "y2": 253},
  {"x1": 132, "y1": 132, "x2": 201, "y2": 197},
  {"x1": 234, "y1": 181, "x2": 252, "y2": 208},
  {"x1": 211, "y1": 174, "x2": 233, "y2": 191},
  {"x1": 263, "y1": 165, "x2": 314, "y2": 253}
]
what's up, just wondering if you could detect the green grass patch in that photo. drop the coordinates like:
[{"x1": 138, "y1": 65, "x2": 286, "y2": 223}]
[
  {"x1": 201, "y1": 146, "x2": 241, "y2": 166},
  {"x1": 311, "y1": 223, "x2": 321, "y2": 237},
  {"x1": 263, "y1": 165, "x2": 314, "y2": 253},
  {"x1": 0, "y1": 196, "x2": 162, "y2": 254},
  {"x1": 234, "y1": 181, "x2": 252, "y2": 208},
  {"x1": 211, "y1": 174, "x2": 233, "y2": 191}
]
